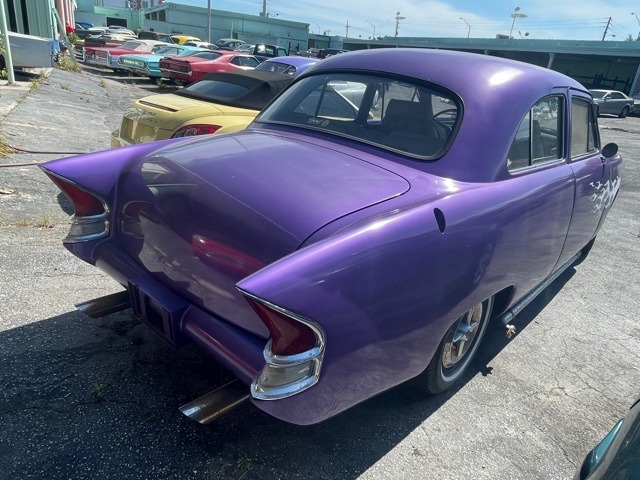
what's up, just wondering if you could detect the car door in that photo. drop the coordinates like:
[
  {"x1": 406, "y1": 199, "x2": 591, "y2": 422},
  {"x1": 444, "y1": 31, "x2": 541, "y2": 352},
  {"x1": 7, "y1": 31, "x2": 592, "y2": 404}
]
[
  {"x1": 504, "y1": 94, "x2": 576, "y2": 289},
  {"x1": 556, "y1": 93, "x2": 613, "y2": 266},
  {"x1": 599, "y1": 92, "x2": 615, "y2": 115},
  {"x1": 605, "y1": 91, "x2": 630, "y2": 115}
]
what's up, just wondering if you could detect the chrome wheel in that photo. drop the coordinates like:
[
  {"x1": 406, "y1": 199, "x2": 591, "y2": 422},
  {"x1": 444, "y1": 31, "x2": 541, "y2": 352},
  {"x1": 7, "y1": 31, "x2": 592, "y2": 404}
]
[
  {"x1": 441, "y1": 303, "x2": 484, "y2": 379},
  {"x1": 418, "y1": 296, "x2": 494, "y2": 395}
]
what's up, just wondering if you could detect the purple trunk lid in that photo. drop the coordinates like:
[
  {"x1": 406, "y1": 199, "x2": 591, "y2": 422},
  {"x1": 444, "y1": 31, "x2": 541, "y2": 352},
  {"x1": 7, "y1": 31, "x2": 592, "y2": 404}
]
[{"x1": 116, "y1": 131, "x2": 409, "y2": 335}]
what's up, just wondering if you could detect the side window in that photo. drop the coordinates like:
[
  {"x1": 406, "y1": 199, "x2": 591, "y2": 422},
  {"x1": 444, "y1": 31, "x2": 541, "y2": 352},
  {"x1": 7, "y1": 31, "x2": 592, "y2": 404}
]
[
  {"x1": 508, "y1": 95, "x2": 564, "y2": 171},
  {"x1": 570, "y1": 98, "x2": 599, "y2": 158}
]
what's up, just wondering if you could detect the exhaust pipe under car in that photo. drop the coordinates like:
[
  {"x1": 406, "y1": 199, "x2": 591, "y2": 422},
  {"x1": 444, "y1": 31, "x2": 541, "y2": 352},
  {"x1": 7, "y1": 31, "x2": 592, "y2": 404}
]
[{"x1": 179, "y1": 380, "x2": 250, "y2": 424}]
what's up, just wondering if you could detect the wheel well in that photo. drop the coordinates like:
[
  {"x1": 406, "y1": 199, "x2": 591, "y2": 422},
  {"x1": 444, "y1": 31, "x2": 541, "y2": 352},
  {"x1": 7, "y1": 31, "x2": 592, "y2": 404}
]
[{"x1": 491, "y1": 286, "x2": 515, "y2": 319}]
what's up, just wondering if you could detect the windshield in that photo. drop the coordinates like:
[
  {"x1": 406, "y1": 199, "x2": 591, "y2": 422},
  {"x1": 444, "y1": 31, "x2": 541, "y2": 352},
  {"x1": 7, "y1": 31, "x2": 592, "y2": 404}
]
[
  {"x1": 257, "y1": 73, "x2": 461, "y2": 159},
  {"x1": 590, "y1": 91, "x2": 607, "y2": 99}
]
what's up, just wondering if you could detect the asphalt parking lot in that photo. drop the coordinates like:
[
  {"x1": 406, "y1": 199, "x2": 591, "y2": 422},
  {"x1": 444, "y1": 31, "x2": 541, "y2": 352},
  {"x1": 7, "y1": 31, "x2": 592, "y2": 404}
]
[{"x1": 1, "y1": 64, "x2": 639, "y2": 480}]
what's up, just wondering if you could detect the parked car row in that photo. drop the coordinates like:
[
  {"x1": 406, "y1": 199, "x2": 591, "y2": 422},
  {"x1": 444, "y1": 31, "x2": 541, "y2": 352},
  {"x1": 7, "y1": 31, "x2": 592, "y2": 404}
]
[
  {"x1": 83, "y1": 39, "x2": 171, "y2": 71},
  {"x1": 110, "y1": 56, "x2": 318, "y2": 146}
]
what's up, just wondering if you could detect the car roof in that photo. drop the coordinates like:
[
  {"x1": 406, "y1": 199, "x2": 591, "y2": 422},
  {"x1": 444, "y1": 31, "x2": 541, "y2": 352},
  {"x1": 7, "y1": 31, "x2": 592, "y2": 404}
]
[
  {"x1": 175, "y1": 70, "x2": 293, "y2": 110},
  {"x1": 308, "y1": 48, "x2": 589, "y2": 182}
]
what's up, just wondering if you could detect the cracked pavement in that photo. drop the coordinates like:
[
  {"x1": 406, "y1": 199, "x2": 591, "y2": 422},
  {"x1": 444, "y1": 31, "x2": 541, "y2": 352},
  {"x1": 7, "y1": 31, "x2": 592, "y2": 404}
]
[{"x1": 1, "y1": 68, "x2": 639, "y2": 479}]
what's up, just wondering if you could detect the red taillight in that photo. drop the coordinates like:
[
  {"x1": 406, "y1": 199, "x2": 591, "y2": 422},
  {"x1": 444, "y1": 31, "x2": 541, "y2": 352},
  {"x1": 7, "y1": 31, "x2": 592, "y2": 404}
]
[
  {"x1": 47, "y1": 174, "x2": 106, "y2": 217},
  {"x1": 246, "y1": 298, "x2": 317, "y2": 356},
  {"x1": 172, "y1": 124, "x2": 222, "y2": 138}
]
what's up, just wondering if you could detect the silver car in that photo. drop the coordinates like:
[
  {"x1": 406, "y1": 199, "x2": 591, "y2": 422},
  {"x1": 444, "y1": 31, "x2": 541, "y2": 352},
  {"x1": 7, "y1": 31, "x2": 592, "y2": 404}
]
[
  {"x1": 590, "y1": 89, "x2": 634, "y2": 118},
  {"x1": 631, "y1": 93, "x2": 640, "y2": 116}
]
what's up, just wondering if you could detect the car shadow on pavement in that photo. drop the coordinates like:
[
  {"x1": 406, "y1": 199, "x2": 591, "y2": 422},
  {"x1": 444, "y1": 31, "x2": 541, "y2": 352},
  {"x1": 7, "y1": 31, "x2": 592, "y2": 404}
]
[{"x1": 0, "y1": 267, "x2": 574, "y2": 480}]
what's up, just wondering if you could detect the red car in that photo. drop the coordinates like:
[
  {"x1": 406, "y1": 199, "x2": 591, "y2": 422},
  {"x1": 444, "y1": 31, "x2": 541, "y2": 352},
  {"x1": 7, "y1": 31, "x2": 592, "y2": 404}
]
[{"x1": 159, "y1": 50, "x2": 260, "y2": 84}]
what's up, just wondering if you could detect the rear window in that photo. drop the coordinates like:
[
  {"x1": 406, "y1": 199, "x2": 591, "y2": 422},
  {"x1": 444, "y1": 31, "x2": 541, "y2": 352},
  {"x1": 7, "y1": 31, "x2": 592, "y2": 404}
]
[
  {"x1": 256, "y1": 61, "x2": 296, "y2": 76},
  {"x1": 191, "y1": 51, "x2": 222, "y2": 60},
  {"x1": 178, "y1": 79, "x2": 249, "y2": 99},
  {"x1": 155, "y1": 46, "x2": 183, "y2": 56},
  {"x1": 120, "y1": 41, "x2": 143, "y2": 50},
  {"x1": 257, "y1": 73, "x2": 460, "y2": 159}
]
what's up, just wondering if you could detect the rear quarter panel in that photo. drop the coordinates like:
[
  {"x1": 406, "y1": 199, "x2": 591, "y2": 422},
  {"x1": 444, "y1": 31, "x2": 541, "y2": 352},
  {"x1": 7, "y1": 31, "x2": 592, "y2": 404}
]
[{"x1": 238, "y1": 162, "x2": 575, "y2": 424}]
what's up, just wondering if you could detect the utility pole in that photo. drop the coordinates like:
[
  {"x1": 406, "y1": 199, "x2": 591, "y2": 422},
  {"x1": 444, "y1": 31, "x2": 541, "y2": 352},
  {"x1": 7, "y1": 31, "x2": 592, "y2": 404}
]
[
  {"x1": 261, "y1": 0, "x2": 267, "y2": 16},
  {"x1": 395, "y1": 12, "x2": 405, "y2": 37},
  {"x1": 345, "y1": 20, "x2": 350, "y2": 38},
  {"x1": 601, "y1": 16, "x2": 611, "y2": 41},
  {"x1": 0, "y1": 0, "x2": 16, "y2": 84},
  {"x1": 207, "y1": 0, "x2": 211, "y2": 43}
]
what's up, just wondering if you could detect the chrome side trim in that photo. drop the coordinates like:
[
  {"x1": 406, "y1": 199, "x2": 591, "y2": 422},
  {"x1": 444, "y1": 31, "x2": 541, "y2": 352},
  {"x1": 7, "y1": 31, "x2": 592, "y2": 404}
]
[{"x1": 499, "y1": 251, "x2": 581, "y2": 331}]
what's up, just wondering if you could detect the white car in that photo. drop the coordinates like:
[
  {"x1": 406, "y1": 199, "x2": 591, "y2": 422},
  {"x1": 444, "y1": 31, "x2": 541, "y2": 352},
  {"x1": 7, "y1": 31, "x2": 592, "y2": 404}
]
[{"x1": 589, "y1": 89, "x2": 634, "y2": 118}]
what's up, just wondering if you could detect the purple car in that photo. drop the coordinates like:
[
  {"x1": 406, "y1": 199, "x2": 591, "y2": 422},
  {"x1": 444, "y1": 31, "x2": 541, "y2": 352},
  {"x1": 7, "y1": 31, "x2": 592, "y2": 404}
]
[
  {"x1": 254, "y1": 56, "x2": 318, "y2": 76},
  {"x1": 41, "y1": 48, "x2": 621, "y2": 426}
]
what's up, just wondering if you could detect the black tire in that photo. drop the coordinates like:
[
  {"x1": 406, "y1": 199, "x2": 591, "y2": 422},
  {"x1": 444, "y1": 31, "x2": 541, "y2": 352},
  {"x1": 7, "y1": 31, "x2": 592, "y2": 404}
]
[
  {"x1": 619, "y1": 106, "x2": 630, "y2": 118},
  {"x1": 417, "y1": 296, "x2": 494, "y2": 395}
]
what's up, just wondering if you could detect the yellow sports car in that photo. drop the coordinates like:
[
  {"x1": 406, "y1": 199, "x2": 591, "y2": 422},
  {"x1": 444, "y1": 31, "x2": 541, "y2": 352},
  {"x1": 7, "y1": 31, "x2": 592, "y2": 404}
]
[{"x1": 111, "y1": 70, "x2": 294, "y2": 147}]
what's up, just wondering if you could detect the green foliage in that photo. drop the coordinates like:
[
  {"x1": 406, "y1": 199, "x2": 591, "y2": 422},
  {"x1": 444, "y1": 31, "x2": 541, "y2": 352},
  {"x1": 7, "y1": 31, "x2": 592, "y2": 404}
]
[
  {"x1": 236, "y1": 453, "x2": 253, "y2": 473},
  {"x1": 67, "y1": 32, "x2": 81, "y2": 44},
  {"x1": 91, "y1": 382, "x2": 108, "y2": 399},
  {"x1": 55, "y1": 56, "x2": 82, "y2": 73},
  {"x1": 0, "y1": 138, "x2": 11, "y2": 157}
]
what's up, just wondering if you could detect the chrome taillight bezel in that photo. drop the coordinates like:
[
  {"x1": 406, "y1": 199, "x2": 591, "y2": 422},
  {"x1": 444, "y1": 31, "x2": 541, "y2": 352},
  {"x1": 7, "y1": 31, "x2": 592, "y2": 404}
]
[{"x1": 238, "y1": 289, "x2": 326, "y2": 401}]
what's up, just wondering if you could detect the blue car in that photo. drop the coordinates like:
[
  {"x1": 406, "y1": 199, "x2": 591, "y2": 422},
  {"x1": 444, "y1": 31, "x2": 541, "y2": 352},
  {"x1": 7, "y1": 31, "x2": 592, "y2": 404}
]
[
  {"x1": 118, "y1": 45, "x2": 209, "y2": 79},
  {"x1": 575, "y1": 397, "x2": 640, "y2": 479}
]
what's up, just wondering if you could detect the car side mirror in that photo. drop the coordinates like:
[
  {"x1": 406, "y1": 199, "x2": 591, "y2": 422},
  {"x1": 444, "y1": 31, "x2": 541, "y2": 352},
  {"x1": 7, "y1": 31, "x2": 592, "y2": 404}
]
[{"x1": 602, "y1": 142, "x2": 618, "y2": 158}]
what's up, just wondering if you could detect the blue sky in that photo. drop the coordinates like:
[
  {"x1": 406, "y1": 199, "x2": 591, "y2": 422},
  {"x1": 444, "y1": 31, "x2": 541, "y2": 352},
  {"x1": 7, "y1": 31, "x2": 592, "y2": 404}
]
[{"x1": 141, "y1": 1, "x2": 640, "y2": 40}]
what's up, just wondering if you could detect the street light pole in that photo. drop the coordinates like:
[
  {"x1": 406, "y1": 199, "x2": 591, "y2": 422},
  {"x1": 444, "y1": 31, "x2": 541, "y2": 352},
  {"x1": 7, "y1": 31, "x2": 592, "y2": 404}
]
[
  {"x1": 509, "y1": 7, "x2": 527, "y2": 38},
  {"x1": 395, "y1": 11, "x2": 406, "y2": 37},
  {"x1": 631, "y1": 13, "x2": 640, "y2": 39},
  {"x1": 366, "y1": 20, "x2": 376, "y2": 39},
  {"x1": 459, "y1": 17, "x2": 470, "y2": 38}
]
